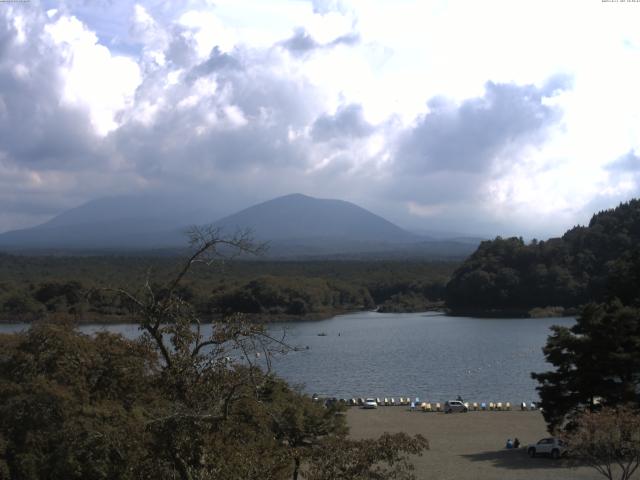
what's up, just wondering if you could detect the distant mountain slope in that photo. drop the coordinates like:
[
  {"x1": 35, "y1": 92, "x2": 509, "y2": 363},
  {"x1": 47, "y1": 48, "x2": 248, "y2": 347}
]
[
  {"x1": 0, "y1": 193, "x2": 478, "y2": 258},
  {"x1": 214, "y1": 193, "x2": 418, "y2": 243},
  {"x1": 0, "y1": 195, "x2": 219, "y2": 249},
  {"x1": 38, "y1": 195, "x2": 210, "y2": 229},
  {"x1": 446, "y1": 198, "x2": 640, "y2": 313}
]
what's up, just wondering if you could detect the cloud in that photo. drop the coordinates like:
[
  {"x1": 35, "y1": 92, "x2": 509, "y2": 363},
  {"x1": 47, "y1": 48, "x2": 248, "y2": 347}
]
[
  {"x1": 112, "y1": 43, "x2": 323, "y2": 178},
  {"x1": 189, "y1": 46, "x2": 241, "y2": 78},
  {"x1": 327, "y1": 31, "x2": 359, "y2": 47},
  {"x1": 606, "y1": 150, "x2": 640, "y2": 172},
  {"x1": 394, "y1": 79, "x2": 569, "y2": 175},
  {"x1": 594, "y1": 150, "x2": 640, "y2": 211},
  {"x1": 0, "y1": 10, "x2": 98, "y2": 167},
  {"x1": 279, "y1": 27, "x2": 359, "y2": 57},
  {"x1": 311, "y1": 103, "x2": 374, "y2": 142},
  {"x1": 0, "y1": 7, "x2": 141, "y2": 227},
  {"x1": 310, "y1": 0, "x2": 351, "y2": 15},
  {"x1": 1, "y1": 1, "x2": 638, "y2": 240},
  {"x1": 280, "y1": 27, "x2": 318, "y2": 55},
  {"x1": 0, "y1": 2, "x2": 574, "y2": 237}
]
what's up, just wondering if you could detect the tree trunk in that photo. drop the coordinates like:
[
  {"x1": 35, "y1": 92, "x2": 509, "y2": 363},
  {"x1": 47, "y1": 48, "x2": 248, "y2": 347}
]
[
  {"x1": 174, "y1": 452, "x2": 194, "y2": 480},
  {"x1": 292, "y1": 456, "x2": 300, "y2": 480}
]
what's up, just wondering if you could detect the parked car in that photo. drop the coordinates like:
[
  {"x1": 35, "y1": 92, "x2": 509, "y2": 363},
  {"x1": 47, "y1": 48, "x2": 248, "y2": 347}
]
[
  {"x1": 444, "y1": 400, "x2": 468, "y2": 413},
  {"x1": 363, "y1": 398, "x2": 378, "y2": 409},
  {"x1": 527, "y1": 437, "x2": 567, "y2": 459}
]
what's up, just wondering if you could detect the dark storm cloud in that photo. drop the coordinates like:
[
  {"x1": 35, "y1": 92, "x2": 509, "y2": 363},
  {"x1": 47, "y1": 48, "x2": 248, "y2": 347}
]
[
  {"x1": 395, "y1": 78, "x2": 569, "y2": 174},
  {"x1": 311, "y1": 103, "x2": 374, "y2": 142}
]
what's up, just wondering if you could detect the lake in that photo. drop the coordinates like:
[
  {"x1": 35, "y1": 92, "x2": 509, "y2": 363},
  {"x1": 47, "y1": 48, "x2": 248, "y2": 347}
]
[{"x1": 0, "y1": 311, "x2": 572, "y2": 404}]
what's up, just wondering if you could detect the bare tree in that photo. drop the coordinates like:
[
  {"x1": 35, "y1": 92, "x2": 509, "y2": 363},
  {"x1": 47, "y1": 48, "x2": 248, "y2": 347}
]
[
  {"x1": 111, "y1": 226, "x2": 293, "y2": 480},
  {"x1": 113, "y1": 226, "x2": 281, "y2": 372},
  {"x1": 564, "y1": 405, "x2": 640, "y2": 480}
]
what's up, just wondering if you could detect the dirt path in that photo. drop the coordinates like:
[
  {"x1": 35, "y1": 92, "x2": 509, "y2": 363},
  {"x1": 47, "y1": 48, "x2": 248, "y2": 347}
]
[{"x1": 347, "y1": 407, "x2": 601, "y2": 480}]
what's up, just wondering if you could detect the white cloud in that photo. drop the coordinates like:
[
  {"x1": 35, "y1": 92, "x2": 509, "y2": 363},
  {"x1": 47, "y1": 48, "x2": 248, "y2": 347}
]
[
  {"x1": 178, "y1": 10, "x2": 237, "y2": 56},
  {"x1": 1, "y1": 0, "x2": 640, "y2": 237},
  {"x1": 46, "y1": 15, "x2": 141, "y2": 135}
]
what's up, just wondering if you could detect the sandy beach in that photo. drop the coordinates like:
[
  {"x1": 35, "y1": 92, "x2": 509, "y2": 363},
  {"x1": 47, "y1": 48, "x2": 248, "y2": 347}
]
[{"x1": 347, "y1": 407, "x2": 601, "y2": 480}]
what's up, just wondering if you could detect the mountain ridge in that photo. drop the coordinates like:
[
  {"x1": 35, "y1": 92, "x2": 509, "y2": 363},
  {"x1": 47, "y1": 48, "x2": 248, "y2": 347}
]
[
  {"x1": 0, "y1": 193, "x2": 479, "y2": 258},
  {"x1": 214, "y1": 193, "x2": 419, "y2": 243}
]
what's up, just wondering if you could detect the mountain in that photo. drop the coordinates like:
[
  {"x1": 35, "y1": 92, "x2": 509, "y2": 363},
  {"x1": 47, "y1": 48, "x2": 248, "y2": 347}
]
[
  {"x1": 0, "y1": 195, "x2": 221, "y2": 250},
  {"x1": 214, "y1": 193, "x2": 418, "y2": 243},
  {"x1": 0, "y1": 193, "x2": 479, "y2": 258}
]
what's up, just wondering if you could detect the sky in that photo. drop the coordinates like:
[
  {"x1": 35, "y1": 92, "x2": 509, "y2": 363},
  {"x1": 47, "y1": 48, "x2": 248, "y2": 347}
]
[{"x1": 0, "y1": 0, "x2": 639, "y2": 238}]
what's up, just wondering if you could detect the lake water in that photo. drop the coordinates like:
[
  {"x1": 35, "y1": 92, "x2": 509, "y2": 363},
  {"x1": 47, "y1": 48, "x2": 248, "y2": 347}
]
[{"x1": 0, "y1": 311, "x2": 572, "y2": 404}]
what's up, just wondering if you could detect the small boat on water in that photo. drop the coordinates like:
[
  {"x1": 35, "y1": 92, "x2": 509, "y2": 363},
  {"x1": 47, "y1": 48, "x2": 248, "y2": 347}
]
[{"x1": 317, "y1": 332, "x2": 327, "y2": 336}]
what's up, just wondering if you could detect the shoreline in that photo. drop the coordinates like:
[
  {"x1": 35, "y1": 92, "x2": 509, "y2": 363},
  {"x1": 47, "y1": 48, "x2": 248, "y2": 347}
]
[
  {"x1": 0, "y1": 305, "x2": 578, "y2": 325},
  {"x1": 446, "y1": 305, "x2": 579, "y2": 319},
  {"x1": 0, "y1": 308, "x2": 364, "y2": 325},
  {"x1": 0, "y1": 306, "x2": 444, "y2": 325},
  {"x1": 347, "y1": 408, "x2": 600, "y2": 480},
  {"x1": 0, "y1": 304, "x2": 580, "y2": 325}
]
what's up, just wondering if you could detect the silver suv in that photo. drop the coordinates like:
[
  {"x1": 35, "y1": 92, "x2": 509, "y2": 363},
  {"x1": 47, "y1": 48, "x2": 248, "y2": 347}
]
[
  {"x1": 527, "y1": 437, "x2": 567, "y2": 459},
  {"x1": 444, "y1": 400, "x2": 468, "y2": 413}
]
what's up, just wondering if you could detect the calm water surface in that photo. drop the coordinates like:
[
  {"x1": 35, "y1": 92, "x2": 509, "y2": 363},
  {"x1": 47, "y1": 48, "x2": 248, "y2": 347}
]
[
  {"x1": 268, "y1": 312, "x2": 574, "y2": 403},
  {"x1": 0, "y1": 311, "x2": 573, "y2": 404}
]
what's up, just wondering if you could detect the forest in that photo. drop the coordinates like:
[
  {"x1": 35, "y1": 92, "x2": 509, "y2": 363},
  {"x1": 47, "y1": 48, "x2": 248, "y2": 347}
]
[
  {"x1": 446, "y1": 199, "x2": 640, "y2": 315},
  {"x1": 0, "y1": 255, "x2": 456, "y2": 323},
  {"x1": 2, "y1": 199, "x2": 640, "y2": 322}
]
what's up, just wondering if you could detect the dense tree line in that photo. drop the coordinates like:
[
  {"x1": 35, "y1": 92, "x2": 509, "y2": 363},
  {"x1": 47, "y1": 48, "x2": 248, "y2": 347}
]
[
  {"x1": 210, "y1": 275, "x2": 374, "y2": 317},
  {"x1": 0, "y1": 256, "x2": 457, "y2": 322},
  {"x1": 446, "y1": 199, "x2": 640, "y2": 314}
]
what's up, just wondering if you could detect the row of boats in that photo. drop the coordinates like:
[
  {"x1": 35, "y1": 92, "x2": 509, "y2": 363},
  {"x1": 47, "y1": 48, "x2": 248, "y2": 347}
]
[
  {"x1": 418, "y1": 401, "x2": 526, "y2": 411},
  {"x1": 315, "y1": 396, "x2": 539, "y2": 411}
]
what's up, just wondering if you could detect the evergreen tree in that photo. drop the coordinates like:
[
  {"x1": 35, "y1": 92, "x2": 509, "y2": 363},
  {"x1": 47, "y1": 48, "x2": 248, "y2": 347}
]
[{"x1": 532, "y1": 301, "x2": 640, "y2": 431}]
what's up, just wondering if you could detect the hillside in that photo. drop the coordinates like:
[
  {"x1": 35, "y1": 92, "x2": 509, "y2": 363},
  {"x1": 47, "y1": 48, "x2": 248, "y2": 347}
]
[
  {"x1": 214, "y1": 193, "x2": 418, "y2": 243},
  {"x1": 0, "y1": 193, "x2": 479, "y2": 259},
  {"x1": 0, "y1": 195, "x2": 219, "y2": 249},
  {"x1": 445, "y1": 199, "x2": 640, "y2": 315}
]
